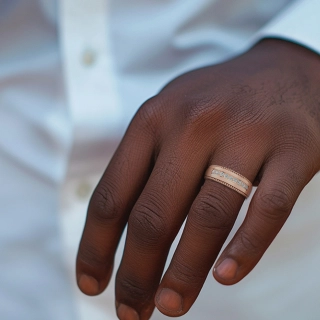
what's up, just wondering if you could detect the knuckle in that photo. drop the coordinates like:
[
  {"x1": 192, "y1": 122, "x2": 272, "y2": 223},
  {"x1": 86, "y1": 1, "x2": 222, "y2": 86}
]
[
  {"x1": 117, "y1": 276, "x2": 150, "y2": 305},
  {"x1": 170, "y1": 259, "x2": 205, "y2": 285},
  {"x1": 181, "y1": 96, "x2": 239, "y2": 134},
  {"x1": 78, "y1": 242, "x2": 106, "y2": 269},
  {"x1": 238, "y1": 229, "x2": 262, "y2": 255},
  {"x1": 191, "y1": 193, "x2": 234, "y2": 232},
  {"x1": 89, "y1": 182, "x2": 123, "y2": 224},
  {"x1": 134, "y1": 96, "x2": 164, "y2": 135},
  {"x1": 129, "y1": 202, "x2": 168, "y2": 247},
  {"x1": 182, "y1": 99, "x2": 215, "y2": 127},
  {"x1": 256, "y1": 188, "x2": 292, "y2": 220}
]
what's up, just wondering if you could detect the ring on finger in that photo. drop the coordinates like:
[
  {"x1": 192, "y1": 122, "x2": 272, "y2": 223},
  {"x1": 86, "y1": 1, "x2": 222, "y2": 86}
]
[{"x1": 205, "y1": 165, "x2": 252, "y2": 198}]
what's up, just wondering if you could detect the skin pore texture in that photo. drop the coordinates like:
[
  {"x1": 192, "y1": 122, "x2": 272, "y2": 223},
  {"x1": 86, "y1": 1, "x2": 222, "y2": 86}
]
[{"x1": 76, "y1": 39, "x2": 320, "y2": 319}]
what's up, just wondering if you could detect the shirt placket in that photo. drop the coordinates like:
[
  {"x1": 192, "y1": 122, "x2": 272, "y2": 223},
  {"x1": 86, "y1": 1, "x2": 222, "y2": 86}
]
[{"x1": 59, "y1": 0, "x2": 122, "y2": 147}]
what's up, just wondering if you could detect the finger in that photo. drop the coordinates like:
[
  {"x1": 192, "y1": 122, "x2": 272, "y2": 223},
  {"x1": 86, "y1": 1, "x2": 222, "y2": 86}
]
[
  {"x1": 154, "y1": 160, "x2": 259, "y2": 317},
  {"x1": 213, "y1": 154, "x2": 314, "y2": 285},
  {"x1": 115, "y1": 141, "x2": 208, "y2": 320},
  {"x1": 76, "y1": 114, "x2": 155, "y2": 296}
]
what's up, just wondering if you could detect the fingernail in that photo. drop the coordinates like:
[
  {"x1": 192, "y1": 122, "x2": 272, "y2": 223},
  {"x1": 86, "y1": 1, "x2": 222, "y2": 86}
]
[
  {"x1": 214, "y1": 258, "x2": 238, "y2": 280},
  {"x1": 156, "y1": 288, "x2": 183, "y2": 313},
  {"x1": 78, "y1": 274, "x2": 99, "y2": 295},
  {"x1": 117, "y1": 304, "x2": 140, "y2": 320}
]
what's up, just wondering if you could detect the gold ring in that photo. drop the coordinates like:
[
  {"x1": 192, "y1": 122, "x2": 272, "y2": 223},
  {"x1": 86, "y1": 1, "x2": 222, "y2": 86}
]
[{"x1": 205, "y1": 165, "x2": 252, "y2": 198}]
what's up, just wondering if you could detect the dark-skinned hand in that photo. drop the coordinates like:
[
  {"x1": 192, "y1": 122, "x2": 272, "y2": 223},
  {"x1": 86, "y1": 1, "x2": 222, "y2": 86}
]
[{"x1": 76, "y1": 39, "x2": 320, "y2": 319}]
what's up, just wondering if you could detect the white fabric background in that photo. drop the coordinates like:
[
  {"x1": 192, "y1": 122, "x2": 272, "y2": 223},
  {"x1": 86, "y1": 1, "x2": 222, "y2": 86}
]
[{"x1": 0, "y1": 0, "x2": 319, "y2": 319}]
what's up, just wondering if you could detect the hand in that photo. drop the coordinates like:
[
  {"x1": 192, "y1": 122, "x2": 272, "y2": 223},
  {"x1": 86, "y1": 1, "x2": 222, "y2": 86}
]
[{"x1": 76, "y1": 39, "x2": 320, "y2": 319}]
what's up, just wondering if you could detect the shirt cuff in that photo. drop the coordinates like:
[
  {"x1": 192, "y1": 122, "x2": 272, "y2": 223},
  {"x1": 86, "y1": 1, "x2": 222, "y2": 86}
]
[{"x1": 251, "y1": 0, "x2": 320, "y2": 55}]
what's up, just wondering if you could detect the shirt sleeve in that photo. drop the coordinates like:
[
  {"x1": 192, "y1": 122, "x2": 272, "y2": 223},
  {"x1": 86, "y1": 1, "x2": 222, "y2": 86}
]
[{"x1": 252, "y1": 0, "x2": 320, "y2": 55}]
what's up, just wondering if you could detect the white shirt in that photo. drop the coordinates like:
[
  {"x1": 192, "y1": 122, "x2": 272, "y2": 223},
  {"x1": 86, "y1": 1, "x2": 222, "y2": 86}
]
[{"x1": 0, "y1": 0, "x2": 320, "y2": 319}]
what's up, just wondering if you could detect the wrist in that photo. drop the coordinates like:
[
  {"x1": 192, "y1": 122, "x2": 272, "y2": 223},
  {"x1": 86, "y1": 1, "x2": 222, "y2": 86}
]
[{"x1": 253, "y1": 38, "x2": 320, "y2": 76}]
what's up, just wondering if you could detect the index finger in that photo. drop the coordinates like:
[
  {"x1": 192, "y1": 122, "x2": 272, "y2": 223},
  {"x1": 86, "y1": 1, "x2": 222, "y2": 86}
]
[{"x1": 76, "y1": 116, "x2": 155, "y2": 296}]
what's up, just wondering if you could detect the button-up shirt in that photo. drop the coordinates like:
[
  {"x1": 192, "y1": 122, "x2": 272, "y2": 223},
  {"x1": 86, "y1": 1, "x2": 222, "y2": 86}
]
[{"x1": 1, "y1": 0, "x2": 320, "y2": 319}]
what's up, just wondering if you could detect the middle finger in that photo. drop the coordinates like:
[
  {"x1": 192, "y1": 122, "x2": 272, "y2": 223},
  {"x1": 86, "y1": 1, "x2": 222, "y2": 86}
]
[{"x1": 115, "y1": 141, "x2": 208, "y2": 320}]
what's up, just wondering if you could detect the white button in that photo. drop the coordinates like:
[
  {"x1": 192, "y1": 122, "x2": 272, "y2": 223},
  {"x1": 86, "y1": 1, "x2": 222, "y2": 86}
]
[
  {"x1": 82, "y1": 49, "x2": 97, "y2": 67},
  {"x1": 76, "y1": 181, "x2": 92, "y2": 200}
]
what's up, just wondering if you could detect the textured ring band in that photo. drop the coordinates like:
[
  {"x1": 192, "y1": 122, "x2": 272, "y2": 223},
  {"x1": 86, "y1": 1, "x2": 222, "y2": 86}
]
[{"x1": 204, "y1": 165, "x2": 252, "y2": 198}]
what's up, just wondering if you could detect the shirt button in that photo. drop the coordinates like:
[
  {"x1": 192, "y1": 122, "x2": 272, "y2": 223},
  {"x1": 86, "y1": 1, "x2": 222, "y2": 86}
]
[
  {"x1": 82, "y1": 49, "x2": 97, "y2": 67},
  {"x1": 76, "y1": 181, "x2": 92, "y2": 200}
]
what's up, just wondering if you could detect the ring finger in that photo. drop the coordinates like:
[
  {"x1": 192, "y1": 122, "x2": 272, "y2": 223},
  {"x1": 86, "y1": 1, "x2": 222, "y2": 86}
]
[{"x1": 155, "y1": 157, "x2": 262, "y2": 317}]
